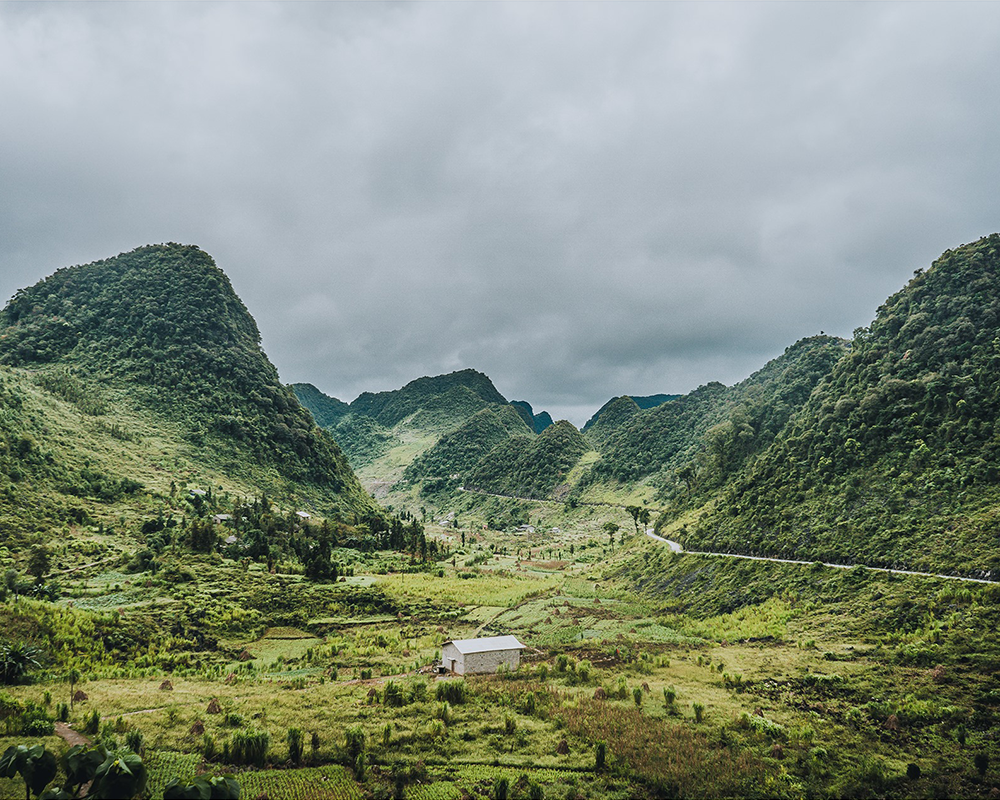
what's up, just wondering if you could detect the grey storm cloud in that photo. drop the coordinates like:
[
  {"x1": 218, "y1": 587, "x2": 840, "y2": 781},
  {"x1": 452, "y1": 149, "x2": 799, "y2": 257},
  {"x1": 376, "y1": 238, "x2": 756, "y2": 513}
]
[{"x1": 3, "y1": 1, "x2": 1000, "y2": 425}]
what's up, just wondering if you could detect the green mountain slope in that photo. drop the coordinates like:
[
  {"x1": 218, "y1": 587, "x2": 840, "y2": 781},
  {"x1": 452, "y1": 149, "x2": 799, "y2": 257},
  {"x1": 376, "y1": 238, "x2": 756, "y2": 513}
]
[
  {"x1": 290, "y1": 383, "x2": 351, "y2": 427},
  {"x1": 690, "y1": 234, "x2": 1000, "y2": 575},
  {"x1": 464, "y1": 420, "x2": 589, "y2": 499},
  {"x1": 291, "y1": 384, "x2": 399, "y2": 469},
  {"x1": 404, "y1": 404, "x2": 532, "y2": 482},
  {"x1": 350, "y1": 369, "x2": 508, "y2": 429},
  {"x1": 0, "y1": 244, "x2": 377, "y2": 517},
  {"x1": 509, "y1": 400, "x2": 554, "y2": 434},
  {"x1": 586, "y1": 336, "x2": 848, "y2": 489},
  {"x1": 582, "y1": 395, "x2": 642, "y2": 447},
  {"x1": 582, "y1": 393, "x2": 679, "y2": 433}
]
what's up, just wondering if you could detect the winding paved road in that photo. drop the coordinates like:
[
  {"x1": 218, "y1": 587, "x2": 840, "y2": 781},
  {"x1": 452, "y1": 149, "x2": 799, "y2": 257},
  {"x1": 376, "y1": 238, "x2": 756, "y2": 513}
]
[{"x1": 646, "y1": 532, "x2": 996, "y2": 584}]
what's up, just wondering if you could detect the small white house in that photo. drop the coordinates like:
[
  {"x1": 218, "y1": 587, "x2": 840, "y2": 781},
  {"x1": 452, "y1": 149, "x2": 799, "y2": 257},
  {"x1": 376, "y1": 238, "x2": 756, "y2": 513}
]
[{"x1": 440, "y1": 635, "x2": 526, "y2": 675}]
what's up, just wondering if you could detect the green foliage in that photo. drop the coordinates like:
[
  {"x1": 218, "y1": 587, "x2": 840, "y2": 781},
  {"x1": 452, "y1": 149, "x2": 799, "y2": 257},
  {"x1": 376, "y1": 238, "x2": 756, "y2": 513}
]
[
  {"x1": 230, "y1": 728, "x2": 269, "y2": 767},
  {"x1": 692, "y1": 234, "x2": 1000, "y2": 573},
  {"x1": 0, "y1": 743, "x2": 56, "y2": 799},
  {"x1": 587, "y1": 335, "x2": 846, "y2": 489},
  {"x1": 344, "y1": 726, "x2": 366, "y2": 763},
  {"x1": 465, "y1": 420, "x2": 589, "y2": 499},
  {"x1": 163, "y1": 774, "x2": 240, "y2": 800},
  {"x1": 0, "y1": 244, "x2": 377, "y2": 517},
  {"x1": 405, "y1": 405, "x2": 532, "y2": 482},
  {"x1": 287, "y1": 727, "x2": 304, "y2": 765},
  {"x1": 350, "y1": 369, "x2": 508, "y2": 428},
  {"x1": 435, "y1": 680, "x2": 467, "y2": 705},
  {"x1": 0, "y1": 643, "x2": 42, "y2": 685}
]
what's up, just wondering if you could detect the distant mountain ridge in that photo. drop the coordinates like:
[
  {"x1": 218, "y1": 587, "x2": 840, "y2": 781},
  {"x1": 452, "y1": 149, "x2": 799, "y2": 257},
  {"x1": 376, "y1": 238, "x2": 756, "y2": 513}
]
[{"x1": 582, "y1": 394, "x2": 680, "y2": 432}]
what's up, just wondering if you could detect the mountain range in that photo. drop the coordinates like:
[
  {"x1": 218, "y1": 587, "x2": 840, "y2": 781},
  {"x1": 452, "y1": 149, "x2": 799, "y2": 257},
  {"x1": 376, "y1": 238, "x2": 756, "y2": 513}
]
[{"x1": 3, "y1": 235, "x2": 1000, "y2": 576}]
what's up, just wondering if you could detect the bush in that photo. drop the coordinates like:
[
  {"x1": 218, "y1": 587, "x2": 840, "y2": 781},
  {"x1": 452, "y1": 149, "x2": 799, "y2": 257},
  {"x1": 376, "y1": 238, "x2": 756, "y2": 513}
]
[
  {"x1": 436, "y1": 680, "x2": 467, "y2": 705},
  {"x1": 83, "y1": 709, "x2": 101, "y2": 735},
  {"x1": 383, "y1": 681, "x2": 405, "y2": 707},
  {"x1": 287, "y1": 727, "x2": 303, "y2": 764},
  {"x1": 230, "y1": 728, "x2": 269, "y2": 767},
  {"x1": 345, "y1": 726, "x2": 366, "y2": 763}
]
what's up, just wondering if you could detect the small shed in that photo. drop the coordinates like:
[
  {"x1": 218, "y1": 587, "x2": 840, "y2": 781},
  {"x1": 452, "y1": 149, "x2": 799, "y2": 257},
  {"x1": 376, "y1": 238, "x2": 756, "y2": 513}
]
[{"x1": 440, "y1": 635, "x2": 526, "y2": 675}]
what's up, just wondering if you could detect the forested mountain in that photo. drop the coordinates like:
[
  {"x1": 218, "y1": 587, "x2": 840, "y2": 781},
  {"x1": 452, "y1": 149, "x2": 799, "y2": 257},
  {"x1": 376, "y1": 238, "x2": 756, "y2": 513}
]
[
  {"x1": 0, "y1": 244, "x2": 378, "y2": 518},
  {"x1": 290, "y1": 383, "x2": 351, "y2": 427},
  {"x1": 582, "y1": 336, "x2": 848, "y2": 489},
  {"x1": 350, "y1": 369, "x2": 507, "y2": 428},
  {"x1": 582, "y1": 393, "x2": 679, "y2": 433},
  {"x1": 404, "y1": 405, "x2": 532, "y2": 481},
  {"x1": 688, "y1": 234, "x2": 1000, "y2": 574},
  {"x1": 464, "y1": 420, "x2": 589, "y2": 499}
]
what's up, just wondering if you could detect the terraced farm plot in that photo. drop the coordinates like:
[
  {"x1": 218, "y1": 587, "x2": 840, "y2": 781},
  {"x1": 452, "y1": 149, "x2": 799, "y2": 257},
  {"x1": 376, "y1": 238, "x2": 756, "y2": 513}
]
[
  {"x1": 376, "y1": 572, "x2": 561, "y2": 608},
  {"x1": 237, "y1": 765, "x2": 364, "y2": 800}
]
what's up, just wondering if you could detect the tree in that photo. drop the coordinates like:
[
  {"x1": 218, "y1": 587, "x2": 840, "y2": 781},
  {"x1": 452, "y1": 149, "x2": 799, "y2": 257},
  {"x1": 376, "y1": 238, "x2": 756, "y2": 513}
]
[
  {"x1": 626, "y1": 506, "x2": 641, "y2": 537},
  {"x1": 638, "y1": 508, "x2": 651, "y2": 532},
  {"x1": 603, "y1": 522, "x2": 620, "y2": 547},
  {"x1": 26, "y1": 546, "x2": 50, "y2": 580}
]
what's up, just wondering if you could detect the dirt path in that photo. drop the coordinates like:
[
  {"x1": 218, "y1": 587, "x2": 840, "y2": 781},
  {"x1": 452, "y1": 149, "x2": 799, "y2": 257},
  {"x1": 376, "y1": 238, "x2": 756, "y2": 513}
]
[
  {"x1": 53, "y1": 555, "x2": 120, "y2": 576},
  {"x1": 648, "y1": 533, "x2": 997, "y2": 584},
  {"x1": 54, "y1": 721, "x2": 90, "y2": 748}
]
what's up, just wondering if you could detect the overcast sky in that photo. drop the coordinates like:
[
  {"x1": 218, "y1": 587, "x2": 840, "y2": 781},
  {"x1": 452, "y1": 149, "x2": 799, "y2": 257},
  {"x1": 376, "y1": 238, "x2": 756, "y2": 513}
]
[{"x1": 3, "y1": 2, "x2": 1000, "y2": 425}]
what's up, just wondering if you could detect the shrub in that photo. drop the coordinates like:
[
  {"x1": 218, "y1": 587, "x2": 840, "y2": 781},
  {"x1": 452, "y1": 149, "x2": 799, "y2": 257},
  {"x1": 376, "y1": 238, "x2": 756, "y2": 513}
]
[
  {"x1": 595, "y1": 740, "x2": 607, "y2": 772},
  {"x1": 287, "y1": 727, "x2": 303, "y2": 764},
  {"x1": 383, "y1": 681, "x2": 405, "y2": 707},
  {"x1": 693, "y1": 703, "x2": 705, "y2": 723},
  {"x1": 83, "y1": 709, "x2": 101, "y2": 735},
  {"x1": 436, "y1": 680, "x2": 467, "y2": 705},
  {"x1": 230, "y1": 728, "x2": 269, "y2": 767},
  {"x1": 345, "y1": 726, "x2": 366, "y2": 763}
]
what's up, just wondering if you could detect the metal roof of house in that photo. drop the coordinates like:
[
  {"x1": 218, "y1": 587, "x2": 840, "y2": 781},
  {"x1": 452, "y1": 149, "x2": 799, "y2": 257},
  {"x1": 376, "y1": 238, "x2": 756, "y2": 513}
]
[{"x1": 443, "y1": 635, "x2": 526, "y2": 654}]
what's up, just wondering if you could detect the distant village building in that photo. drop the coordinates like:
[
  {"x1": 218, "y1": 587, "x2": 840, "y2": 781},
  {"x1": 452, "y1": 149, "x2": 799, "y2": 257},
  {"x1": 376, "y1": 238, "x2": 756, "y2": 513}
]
[
  {"x1": 515, "y1": 525, "x2": 536, "y2": 534},
  {"x1": 212, "y1": 514, "x2": 232, "y2": 525},
  {"x1": 440, "y1": 635, "x2": 526, "y2": 675},
  {"x1": 296, "y1": 511, "x2": 311, "y2": 520}
]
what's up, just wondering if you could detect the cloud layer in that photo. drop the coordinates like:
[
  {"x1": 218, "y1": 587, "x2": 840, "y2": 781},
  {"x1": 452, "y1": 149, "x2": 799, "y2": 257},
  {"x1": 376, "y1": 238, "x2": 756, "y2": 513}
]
[{"x1": 3, "y1": 2, "x2": 1000, "y2": 424}]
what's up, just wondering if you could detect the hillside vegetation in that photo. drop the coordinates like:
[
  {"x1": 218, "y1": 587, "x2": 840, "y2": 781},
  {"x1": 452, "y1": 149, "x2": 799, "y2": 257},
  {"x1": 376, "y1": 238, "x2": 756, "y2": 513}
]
[
  {"x1": 403, "y1": 404, "x2": 532, "y2": 482},
  {"x1": 687, "y1": 234, "x2": 1000, "y2": 575},
  {"x1": 464, "y1": 420, "x2": 590, "y2": 499},
  {"x1": 0, "y1": 245, "x2": 375, "y2": 515}
]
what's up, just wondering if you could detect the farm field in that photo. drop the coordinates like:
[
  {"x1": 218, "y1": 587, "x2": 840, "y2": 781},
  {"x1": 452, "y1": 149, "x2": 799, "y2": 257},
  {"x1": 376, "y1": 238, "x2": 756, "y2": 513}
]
[{"x1": 4, "y1": 519, "x2": 1000, "y2": 799}]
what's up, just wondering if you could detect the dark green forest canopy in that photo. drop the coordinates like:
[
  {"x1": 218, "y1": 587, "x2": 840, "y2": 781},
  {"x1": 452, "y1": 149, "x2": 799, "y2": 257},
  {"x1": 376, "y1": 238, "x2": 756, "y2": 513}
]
[
  {"x1": 588, "y1": 335, "x2": 848, "y2": 486},
  {"x1": 349, "y1": 369, "x2": 508, "y2": 428}
]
